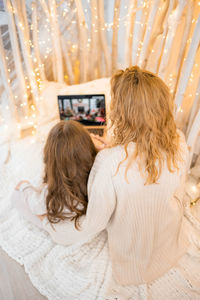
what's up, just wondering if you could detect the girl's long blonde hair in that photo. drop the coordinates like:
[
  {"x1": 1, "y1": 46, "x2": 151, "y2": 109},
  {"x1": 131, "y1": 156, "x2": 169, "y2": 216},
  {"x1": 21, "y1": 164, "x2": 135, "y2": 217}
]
[{"x1": 109, "y1": 66, "x2": 181, "y2": 184}]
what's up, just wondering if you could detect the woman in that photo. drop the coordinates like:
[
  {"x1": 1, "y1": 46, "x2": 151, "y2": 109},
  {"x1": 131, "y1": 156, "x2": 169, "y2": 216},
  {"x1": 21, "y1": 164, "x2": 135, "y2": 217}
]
[{"x1": 14, "y1": 66, "x2": 200, "y2": 298}]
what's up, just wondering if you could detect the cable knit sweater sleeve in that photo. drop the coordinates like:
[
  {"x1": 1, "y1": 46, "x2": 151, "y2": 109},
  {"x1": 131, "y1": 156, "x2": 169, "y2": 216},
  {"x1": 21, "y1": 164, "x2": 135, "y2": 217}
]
[
  {"x1": 42, "y1": 150, "x2": 116, "y2": 245},
  {"x1": 15, "y1": 182, "x2": 47, "y2": 215},
  {"x1": 11, "y1": 189, "x2": 44, "y2": 228}
]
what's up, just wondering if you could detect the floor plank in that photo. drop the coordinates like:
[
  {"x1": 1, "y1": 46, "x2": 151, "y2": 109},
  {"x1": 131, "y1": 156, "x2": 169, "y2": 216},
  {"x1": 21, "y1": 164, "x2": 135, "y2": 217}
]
[{"x1": 0, "y1": 247, "x2": 46, "y2": 300}]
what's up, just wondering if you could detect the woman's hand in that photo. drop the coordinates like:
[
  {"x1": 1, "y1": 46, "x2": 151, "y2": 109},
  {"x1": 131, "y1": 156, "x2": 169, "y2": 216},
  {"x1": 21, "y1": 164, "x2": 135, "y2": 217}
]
[
  {"x1": 15, "y1": 180, "x2": 30, "y2": 191},
  {"x1": 90, "y1": 134, "x2": 108, "y2": 151},
  {"x1": 37, "y1": 214, "x2": 47, "y2": 221}
]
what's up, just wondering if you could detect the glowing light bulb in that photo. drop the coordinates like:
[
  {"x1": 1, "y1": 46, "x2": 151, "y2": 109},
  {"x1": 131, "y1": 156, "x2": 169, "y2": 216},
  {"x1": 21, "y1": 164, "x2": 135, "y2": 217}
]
[{"x1": 191, "y1": 185, "x2": 198, "y2": 194}]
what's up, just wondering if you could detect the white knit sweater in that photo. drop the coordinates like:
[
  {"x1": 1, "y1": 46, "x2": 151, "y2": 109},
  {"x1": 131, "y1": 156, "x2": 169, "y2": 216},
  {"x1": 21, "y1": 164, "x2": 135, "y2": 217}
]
[{"x1": 16, "y1": 131, "x2": 190, "y2": 286}]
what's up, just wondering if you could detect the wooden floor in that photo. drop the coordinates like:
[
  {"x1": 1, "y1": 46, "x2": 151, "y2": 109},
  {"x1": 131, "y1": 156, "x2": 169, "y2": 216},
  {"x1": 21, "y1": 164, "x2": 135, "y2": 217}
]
[{"x1": 0, "y1": 247, "x2": 46, "y2": 300}]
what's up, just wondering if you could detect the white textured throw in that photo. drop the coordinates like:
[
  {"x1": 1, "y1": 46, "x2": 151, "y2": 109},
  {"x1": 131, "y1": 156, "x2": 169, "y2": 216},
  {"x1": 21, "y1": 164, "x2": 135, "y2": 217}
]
[{"x1": 0, "y1": 136, "x2": 200, "y2": 299}]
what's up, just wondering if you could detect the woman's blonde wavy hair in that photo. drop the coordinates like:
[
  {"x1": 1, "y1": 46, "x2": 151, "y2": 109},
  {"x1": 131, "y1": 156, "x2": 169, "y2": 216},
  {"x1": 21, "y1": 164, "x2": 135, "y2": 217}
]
[{"x1": 109, "y1": 66, "x2": 181, "y2": 184}]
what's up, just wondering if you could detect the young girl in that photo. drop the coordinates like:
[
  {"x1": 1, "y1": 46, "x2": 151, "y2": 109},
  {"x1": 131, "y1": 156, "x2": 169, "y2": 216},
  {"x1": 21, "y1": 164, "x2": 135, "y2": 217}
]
[{"x1": 12, "y1": 120, "x2": 97, "y2": 233}]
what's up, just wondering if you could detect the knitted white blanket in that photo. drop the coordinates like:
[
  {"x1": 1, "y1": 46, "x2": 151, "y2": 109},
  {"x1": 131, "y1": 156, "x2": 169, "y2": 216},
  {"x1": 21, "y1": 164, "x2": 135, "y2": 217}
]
[{"x1": 0, "y1": 137, "x2": 200, "y2": 300}]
